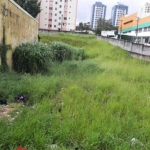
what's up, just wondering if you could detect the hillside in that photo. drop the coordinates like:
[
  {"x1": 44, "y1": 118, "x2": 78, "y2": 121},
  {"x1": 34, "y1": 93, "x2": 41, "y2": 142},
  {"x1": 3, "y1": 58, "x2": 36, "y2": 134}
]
[{"x1": 0, "y1": 33, "x2": 150, "y2": 150}]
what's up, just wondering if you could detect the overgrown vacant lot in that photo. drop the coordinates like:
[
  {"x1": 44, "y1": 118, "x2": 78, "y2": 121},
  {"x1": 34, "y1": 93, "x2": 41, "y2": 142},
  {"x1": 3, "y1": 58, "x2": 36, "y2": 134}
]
[{"x1": 1, "y1": 33, "x2": 150, "y2": 150}]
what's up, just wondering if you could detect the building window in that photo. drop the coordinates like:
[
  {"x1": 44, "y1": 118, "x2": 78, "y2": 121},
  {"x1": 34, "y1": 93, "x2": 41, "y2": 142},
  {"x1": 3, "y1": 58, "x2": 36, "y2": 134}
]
[
  {"x1": 138, "y1": 28, "x2": 142, "y2": 33},
  {"x1": 54, "y1": 25, "x2": 56, "y2": 28},
  {"x1": 49, "y1": 7, "x2": 53, "y2": 10},
  {"x1": 49, "y1": 19, "x2": 52, "y2": 21},
  {"x1": 55, "y1": 14, "x2": 57, "y2": 16},
  {"x1": 55, "y1": 2, "x2": 58, "y2": 4},
  {"x1": 55, "y1": 8, "x2": 57, "y2": 10},
  {"x1": 55, "y1": 19, "x2": 57, "y2": 22},
  {"x1": 144, "y1": 27, "x2": 147, "y2": 32},
  {"x1": 64, "y1": 17, "x2": 67, "y2": 20},
  {"x1": 60, "y1": 5, "x2": 62, "y2": 8},
  {"x1": 60, "y1": 0, "x2": 62, "y2": 1},
  {"x1": 59, "y1": 11, "x2": 61, "y2": 14},
  {"x1": 49, "y1": 25, "x2": 52, "y2": 27}
]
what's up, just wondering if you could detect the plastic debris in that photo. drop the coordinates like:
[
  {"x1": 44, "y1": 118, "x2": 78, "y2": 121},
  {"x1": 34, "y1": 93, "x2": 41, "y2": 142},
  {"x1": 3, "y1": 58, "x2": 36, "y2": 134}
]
[{"x1": 15, "y1": 94, "x2": 29, "y2": 105}]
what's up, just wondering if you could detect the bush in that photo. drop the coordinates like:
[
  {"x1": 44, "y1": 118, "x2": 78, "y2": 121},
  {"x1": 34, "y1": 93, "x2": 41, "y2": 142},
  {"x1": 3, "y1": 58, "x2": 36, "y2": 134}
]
[
  {"x1": 12, "y1": 41, "x2": 85, "y2": 74},
  {"x1": 49, "y1": 42, "x2": 85, "y2": 62},
  {"x1": 12, "y1": 42, "x2": 53, "y2": 74},
  {"x1": 72, "y1": 47, "x2": 85, "y2": 60}
]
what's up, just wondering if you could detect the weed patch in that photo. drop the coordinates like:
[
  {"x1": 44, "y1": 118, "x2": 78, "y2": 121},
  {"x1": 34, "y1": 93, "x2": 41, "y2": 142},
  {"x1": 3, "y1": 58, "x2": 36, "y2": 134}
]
[
  {"x1": 1, "y1": 34, "x2": 150, "y2": 149},
  {"x1": 12, "y1": 42, "x2": 52, "y2": 74}
]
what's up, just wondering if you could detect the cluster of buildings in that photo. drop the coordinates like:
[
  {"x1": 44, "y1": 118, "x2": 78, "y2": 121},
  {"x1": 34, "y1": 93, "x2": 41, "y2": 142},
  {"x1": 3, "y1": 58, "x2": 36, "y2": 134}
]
[
  {"x1": 37, "y1": 0, "x2": 129, "y2": 32},
  {"x1": 37, "y1": 0, "x2": 150, "y2": 44},
  {"x1": 90, "y1": 1, "x2": 150, "y2": 44},
  {"x1": 90, "y1": 2, "x2": 128, "y2": 29}
]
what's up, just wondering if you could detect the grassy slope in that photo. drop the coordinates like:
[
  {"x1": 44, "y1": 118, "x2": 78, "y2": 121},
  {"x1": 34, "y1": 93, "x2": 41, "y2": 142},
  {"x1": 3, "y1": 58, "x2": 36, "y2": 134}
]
[{"x1": 0, "y1": 33, "x2": 150, "y2": 149}]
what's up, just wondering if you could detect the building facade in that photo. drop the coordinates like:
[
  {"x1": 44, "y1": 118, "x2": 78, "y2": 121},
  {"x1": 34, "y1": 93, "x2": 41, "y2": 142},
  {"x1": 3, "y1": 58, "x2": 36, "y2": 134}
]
[
  {"x1": 118, "y1": 12, "x2": 150, "y2": 44},
  {"x1": 111, "y1": 3, "x2": 128, "y2": 27},
  {"x1": 38, "y1": 0, "x2": 78, "y2": 32},
  {"x1": 90, "y1": 2, "x2": 106, "y2": 29}
]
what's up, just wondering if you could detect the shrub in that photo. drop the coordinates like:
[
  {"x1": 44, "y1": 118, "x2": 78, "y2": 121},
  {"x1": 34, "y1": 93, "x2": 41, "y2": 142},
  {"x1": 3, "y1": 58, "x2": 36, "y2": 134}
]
[
  {"x1": 72, "y1": 47, "x2": 85, "y2": 60},
  {"x1": 12, "y1": 41, "x2": 85, "y2": 74},
  {"x1": 49, "y1": 42, "x2": 85, "y2": 62},
  {"x1": 49, "y1": 42, "x2": 72, "y2": 62},
  {"x1": 12, "y1": 42, "x2": 53, "y2": 74}
]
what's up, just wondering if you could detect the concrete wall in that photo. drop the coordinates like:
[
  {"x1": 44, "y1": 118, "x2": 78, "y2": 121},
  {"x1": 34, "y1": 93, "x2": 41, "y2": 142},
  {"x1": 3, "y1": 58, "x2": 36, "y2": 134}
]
[
  {"x1": 98, "y1": 36, "x2": 150, "y2": 61},
  {"x1": 0, "y1": 0, "x2": 38, "y2": 68}
]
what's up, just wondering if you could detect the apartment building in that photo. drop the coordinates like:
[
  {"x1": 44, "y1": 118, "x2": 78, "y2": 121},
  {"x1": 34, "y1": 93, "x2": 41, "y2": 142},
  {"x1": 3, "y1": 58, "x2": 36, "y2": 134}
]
[
  {"x1": 90, "y1": 2, "x2": 106, "y2": 29},
  {"x1": 38, "y1": 0, "x2": 78, "y2": 31},
  {"x1": 111, "y1": 3, "x2": 128, "y2": 27},
  {"x1": 140, "y1": 2, "x2": 150, "y2": 13}
]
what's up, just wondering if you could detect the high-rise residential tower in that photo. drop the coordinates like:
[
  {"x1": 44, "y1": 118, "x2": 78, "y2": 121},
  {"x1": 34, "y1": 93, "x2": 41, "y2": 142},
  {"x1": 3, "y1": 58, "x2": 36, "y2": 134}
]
[
  {"x1": 140, "y1": 2, "x2": 150, "y2": 13},
  {"x1": 38, "y1": 0, "x2": 78, "y2": 31},
  {"x1": 90, "y1": 2, "x2": 106, "y2": 29},
  {"x1": 137, "y1": 2, "x2": 150, "y2": 19},
  {"x1": 111, "y1": 3, "x2": 128, "y2": 27}
]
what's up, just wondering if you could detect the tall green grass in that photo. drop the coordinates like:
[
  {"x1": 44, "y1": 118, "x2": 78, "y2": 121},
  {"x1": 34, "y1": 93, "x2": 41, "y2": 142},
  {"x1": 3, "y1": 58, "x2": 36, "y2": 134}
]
[
  {"x1": 0, "y1": 33, "x2": 150, "y2": 149},
  {"x1": 12, "y1": 41, "x2": 85, "y2": 74},
  {"x1": 12, "y1": 42, "x2": 52, "y2": 74}
]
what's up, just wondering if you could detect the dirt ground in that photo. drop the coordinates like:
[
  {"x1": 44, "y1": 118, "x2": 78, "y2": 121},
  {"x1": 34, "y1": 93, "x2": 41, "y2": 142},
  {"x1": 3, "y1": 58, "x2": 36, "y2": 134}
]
[
  {"x1": 0, "y1": 104, "x2": 21, "y2": 119},
  {"x1": 0, "y1": 105, "x2": 14, "y2": 119}
]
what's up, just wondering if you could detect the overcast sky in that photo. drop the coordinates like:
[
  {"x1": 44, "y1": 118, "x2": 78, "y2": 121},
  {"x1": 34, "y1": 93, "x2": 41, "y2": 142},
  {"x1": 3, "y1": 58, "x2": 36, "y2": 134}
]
[{"x1": 77, "y1": 0, "x2": 150, "y2": 24}]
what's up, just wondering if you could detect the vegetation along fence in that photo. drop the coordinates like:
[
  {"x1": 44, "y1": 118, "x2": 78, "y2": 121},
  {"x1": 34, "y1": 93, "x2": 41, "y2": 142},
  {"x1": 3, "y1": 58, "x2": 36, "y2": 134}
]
[{"x1": 98, "y1": 36, "x2": 150, "y2": 61}]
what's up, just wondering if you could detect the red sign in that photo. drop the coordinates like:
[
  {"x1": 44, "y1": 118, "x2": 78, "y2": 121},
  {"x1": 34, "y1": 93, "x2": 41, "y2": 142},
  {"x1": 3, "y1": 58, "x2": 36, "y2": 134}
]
[{"x1": 16, "y1": 148, "x2": 27, "y2": 150}]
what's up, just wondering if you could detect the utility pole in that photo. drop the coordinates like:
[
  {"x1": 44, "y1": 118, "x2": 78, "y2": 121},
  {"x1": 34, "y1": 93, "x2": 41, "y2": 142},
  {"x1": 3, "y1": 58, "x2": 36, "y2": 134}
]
[
  {"x1": 119, "y1": 20, "x2": 123, "y2": 40},
  {"x1": 136, "y1": 17, "x2": 140, "y2": 39}
]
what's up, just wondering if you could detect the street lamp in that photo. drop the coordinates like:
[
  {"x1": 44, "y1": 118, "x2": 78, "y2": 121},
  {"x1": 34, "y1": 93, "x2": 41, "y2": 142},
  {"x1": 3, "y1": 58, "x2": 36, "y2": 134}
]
[{"x1": 136, "y1": 17, "x2": 140, "y2": 38}]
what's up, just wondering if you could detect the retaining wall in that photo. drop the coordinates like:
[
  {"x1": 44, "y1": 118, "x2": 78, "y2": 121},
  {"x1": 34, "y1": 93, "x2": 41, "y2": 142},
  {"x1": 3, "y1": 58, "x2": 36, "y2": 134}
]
[
  {"x1": 0, "y1": 0, "x2": 38, "y2": 68},
  {"x1": 98, "y1": 36, "x2": 150, "y2": 61}
]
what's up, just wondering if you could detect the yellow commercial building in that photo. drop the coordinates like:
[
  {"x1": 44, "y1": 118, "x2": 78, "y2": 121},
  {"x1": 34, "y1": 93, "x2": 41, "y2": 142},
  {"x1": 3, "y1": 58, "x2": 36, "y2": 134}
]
[
  {"x1": 118, "y1": 12, "x2": 150, "y2": 44},
  {"x1": 0, "y1": 0, "x2": 38, "y2": 69}
]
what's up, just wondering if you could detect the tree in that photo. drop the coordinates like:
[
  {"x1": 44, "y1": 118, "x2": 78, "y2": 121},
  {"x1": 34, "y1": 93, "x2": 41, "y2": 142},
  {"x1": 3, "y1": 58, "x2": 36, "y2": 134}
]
[
  {"x1": 14, "y1": 0, "x2": 41, "y2": 18},
  {"x1": 78, "y1": 22, "x2": 85, "y2": 31},
  {"x1": 76, "y1": 22, "x2": 91, "y2": 32},
  {"x1": 96, "y1": 18, "x2": 118, "y2": 34},
  {"x1": 83, "y1": 23, "x2": 90, "y2": 32},
  {"x1": 95, "y1": 27, "x2": 101, "y2": 35}
]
